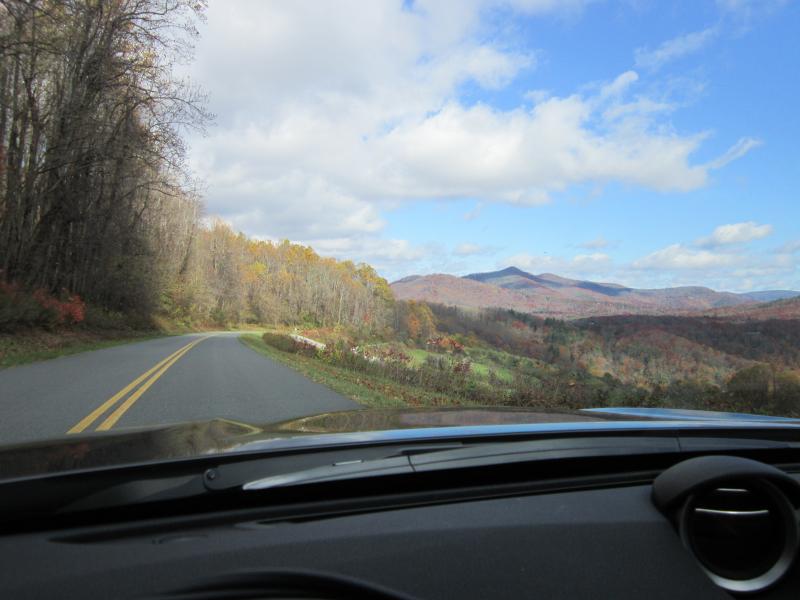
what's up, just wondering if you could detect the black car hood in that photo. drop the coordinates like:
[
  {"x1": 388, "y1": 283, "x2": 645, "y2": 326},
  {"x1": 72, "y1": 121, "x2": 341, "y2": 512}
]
[{"x1": 1, "y1": 407, "x2": 798, "y2": 480}]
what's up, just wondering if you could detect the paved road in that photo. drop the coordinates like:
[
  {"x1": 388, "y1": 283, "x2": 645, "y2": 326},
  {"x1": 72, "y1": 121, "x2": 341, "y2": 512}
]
[{"x1": 0, "y1": 333, "x2": 359, "y2": 445}]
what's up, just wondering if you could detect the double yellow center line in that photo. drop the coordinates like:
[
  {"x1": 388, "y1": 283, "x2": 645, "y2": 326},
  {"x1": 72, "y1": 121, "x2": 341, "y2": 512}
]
[{"x1": 68, "y1": 336, "x2": 211, "y2": 434}]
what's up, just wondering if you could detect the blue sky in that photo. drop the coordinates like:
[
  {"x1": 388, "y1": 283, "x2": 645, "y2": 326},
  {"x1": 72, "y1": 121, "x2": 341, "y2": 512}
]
[{"x1": 186, "y1": 0, "x2": 799, "y2": 291}]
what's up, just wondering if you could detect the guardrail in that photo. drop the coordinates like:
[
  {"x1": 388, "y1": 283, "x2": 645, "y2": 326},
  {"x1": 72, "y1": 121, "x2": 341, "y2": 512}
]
[{"x1": 289, "y1": 333, "x2": 326, "y2": 350}]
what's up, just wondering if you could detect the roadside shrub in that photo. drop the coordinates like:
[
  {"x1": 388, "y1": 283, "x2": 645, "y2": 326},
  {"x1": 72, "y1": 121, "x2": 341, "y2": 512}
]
[
  {"x1": 261, "y1": 332, "x2": 323, "y2": 356},
  {"x1": 0, "y1": 281, "x2": 45, "y2": 328},
  {"x1": 293, "y1": 339, "x2": 321, "y2": 357},
  {"x1": 0, "y1": 278, "x2": 85, "y2": 329},
  {"x1": 82, "y1": 305, "x2": 139, "y2": 330},
  {"x1": 32, "y1": 289, "x2": 85, "y2": 325},
  {"x1": 262, "y1": 332, "x2": 298, "y2": 353}
]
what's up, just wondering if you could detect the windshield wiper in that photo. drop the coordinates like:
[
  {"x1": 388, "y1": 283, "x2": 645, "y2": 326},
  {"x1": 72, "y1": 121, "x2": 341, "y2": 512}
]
[
  {"x1": 237, "y1": 436, "x2": 669, "y2": 491},
  {"x1": 238, "y1": 434, "x2": 800, "y2": 491},
  {"x1": 4, "y1": 433, "x2": 798, "y2": 518},
  {"x1": 242, "y1": 456, "x2": 414, "y2": 490}
]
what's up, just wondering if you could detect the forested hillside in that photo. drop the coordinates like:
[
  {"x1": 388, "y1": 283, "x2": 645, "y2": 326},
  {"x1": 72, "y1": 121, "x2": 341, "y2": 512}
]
[
  {"x1": 0, "y1": 0, "x2": 207, "y2": 313},
  {"x1": 164, "y1": 221, "x2": 393, "y2": 330},
  {"x1": 427, "y1": 304, "x2": 800, "y2": 414},
  {"x1": 0, "y1": 1, "x2": 392, "y2": 334},
  {"x1": 701, "y1": 297, "x2": 800, "y2": 321}
]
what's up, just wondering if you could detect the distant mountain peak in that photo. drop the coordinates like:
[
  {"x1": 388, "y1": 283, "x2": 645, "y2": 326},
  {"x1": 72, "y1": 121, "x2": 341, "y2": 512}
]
[
  {"x1": 497, "y1": 266, "x2": 531, "y2": 276},
  {"x1": 465, "y1": 266, "x2": 538, "y2": 282}
]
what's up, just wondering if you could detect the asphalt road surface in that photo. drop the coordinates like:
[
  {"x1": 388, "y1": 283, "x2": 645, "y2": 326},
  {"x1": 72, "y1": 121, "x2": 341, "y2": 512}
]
[{"x1": 0, "y1": 333, "x2": 359, "y2": 445}]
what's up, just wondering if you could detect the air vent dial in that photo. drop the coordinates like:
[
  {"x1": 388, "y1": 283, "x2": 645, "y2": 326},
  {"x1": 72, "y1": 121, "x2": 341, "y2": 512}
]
[{"x1": 652, "y1": 455, "x2": 800, "y2": 594}]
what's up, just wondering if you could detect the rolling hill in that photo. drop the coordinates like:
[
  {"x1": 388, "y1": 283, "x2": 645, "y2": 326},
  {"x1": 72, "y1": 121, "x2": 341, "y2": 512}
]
[
  {"x1": 738, "y1": 290, "x2": 800, "y2": 303},
  {"x1": 391, "y1": 266, "x2": 800, "y2": 319},
  {"x1": 701, "y1": 296, "x2": 800, "y2": 320}
]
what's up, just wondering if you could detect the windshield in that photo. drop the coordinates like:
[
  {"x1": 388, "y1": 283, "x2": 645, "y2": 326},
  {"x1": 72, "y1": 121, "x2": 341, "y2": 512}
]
[{"x1": 1, "y1": 0, "x2": 798, "y2": 475}]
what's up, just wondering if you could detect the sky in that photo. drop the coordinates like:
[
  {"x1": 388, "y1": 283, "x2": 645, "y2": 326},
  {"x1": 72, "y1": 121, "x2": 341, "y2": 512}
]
[{"x1": 182, "y1": 0, "x2": 800, "y2": 291}]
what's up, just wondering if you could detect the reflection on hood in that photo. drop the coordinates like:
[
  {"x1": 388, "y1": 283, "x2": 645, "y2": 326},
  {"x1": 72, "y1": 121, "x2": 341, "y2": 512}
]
[{"x1": 1, "y1": 406, "x2": 796, "y2": 480}]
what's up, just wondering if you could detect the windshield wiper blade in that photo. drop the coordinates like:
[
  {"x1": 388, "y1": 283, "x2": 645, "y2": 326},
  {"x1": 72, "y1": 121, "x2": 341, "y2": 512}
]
[
  {"x1": 242, "y1": 456, "x2": 414, "y2": 491},
  {"x1": 237, "y1": 436, "x2": 683, "y2": 491},
  {"x1": 237, "y1": 434, "x2": 800, "y2": 491}
]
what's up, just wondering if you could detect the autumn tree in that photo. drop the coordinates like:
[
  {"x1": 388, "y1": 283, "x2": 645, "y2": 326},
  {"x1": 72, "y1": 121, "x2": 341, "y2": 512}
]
[
  {"x1": 0, "y1": 0, "x2": 209, "y2": 313},
  {"x1": 165, "y1": 221, "x2": 395, "y2": 331},
  {"x1": 774, "y1": 371, "x2": 800, "y2": 416},
  {"x1": 727, "y1": 364, "x2": 773, "y2": 410}
]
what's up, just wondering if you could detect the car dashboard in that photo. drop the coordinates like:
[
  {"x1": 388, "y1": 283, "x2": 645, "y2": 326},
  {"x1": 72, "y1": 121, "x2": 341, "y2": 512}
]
[{"x1": 2, "y1": 431, "x2": 800, "y2": 599}]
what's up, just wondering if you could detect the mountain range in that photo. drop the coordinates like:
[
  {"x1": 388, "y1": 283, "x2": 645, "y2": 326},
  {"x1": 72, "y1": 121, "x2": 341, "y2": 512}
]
[{"x1": 391, "y1": 266, "x2": 800, "y2": 319}]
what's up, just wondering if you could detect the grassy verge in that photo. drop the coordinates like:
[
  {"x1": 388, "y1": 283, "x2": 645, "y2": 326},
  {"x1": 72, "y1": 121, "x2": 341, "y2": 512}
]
[
  {"x1": 0, "y1": 328, "x2": 169, "y2": 369},
  {"x1": 407, "y1": 346, "x2": 515, "y2": 383},
  {"x1": 240, "y1": 334, "x2": 470, "y2": 410}
]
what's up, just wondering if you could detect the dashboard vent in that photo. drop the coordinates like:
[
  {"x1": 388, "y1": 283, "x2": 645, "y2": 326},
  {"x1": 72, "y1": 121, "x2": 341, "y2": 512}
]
[{"x1": 678, "y1": 479, "x2": 798, "y2": 594}]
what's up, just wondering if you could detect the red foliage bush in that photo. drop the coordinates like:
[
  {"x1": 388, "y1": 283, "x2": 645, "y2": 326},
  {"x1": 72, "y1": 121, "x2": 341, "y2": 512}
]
[
  {"x1": 0, "y1": 273, "x2": 85, "y2": 328},
  {"x1": 32, "y1": 289, "x2": 85, "y2": 325}
]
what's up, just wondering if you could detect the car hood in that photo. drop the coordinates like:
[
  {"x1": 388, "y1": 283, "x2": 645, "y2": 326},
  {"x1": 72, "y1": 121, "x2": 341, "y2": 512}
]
[{"x1": 1, "y1": 407, "x2": 799, "y2": 480}]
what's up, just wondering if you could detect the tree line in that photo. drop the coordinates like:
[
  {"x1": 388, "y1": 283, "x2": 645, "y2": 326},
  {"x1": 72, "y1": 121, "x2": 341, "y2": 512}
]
[
  {"x1": 0, "y1": 0, "x2": 206, "y2": 313},
  {"x1": 0, "y1": 1, "x2": 395, "y2": 333},
  {"x1": 165, "y1": 220, "x2": 394, "y2": 331}
]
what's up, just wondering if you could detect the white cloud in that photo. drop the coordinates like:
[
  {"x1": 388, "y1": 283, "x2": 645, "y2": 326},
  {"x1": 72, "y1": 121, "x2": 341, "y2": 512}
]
[
  {"x1": 599, "y1": 70, "x2": 639, "y2": 98},
  {"x1": 313, "y1": 237, "x2": 430, "y2": 263},
  {"x1": 632, "y1": 244, "x2": 739, "y2": 270},
  {"x1": 373, "y1": 89, "x2": 711, "y2": 200},
  {"x1": 696, "y1": 221, "x2": 773, "y2": 247},
  {"x1": 185, "y1": 2, "x2": 751, "y2": 247},
  {"x1": 634, "y1": 28, "x2": 718, "y2": 71},
  {"x1": 200, "y1": 171, "x2": 385, "y2": 240},
  {"x1": 705, "y1": 137, "x2": 762, "y2": 169},
  {"x1": 459, "y1": 45, "x2": 536, "y2": 90},
  {"x1": 310, "y1": 236, "x2": 446, "y2": 281}
]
